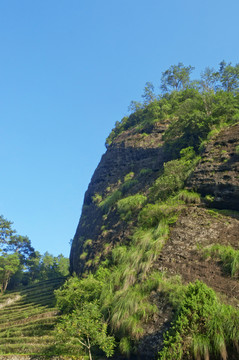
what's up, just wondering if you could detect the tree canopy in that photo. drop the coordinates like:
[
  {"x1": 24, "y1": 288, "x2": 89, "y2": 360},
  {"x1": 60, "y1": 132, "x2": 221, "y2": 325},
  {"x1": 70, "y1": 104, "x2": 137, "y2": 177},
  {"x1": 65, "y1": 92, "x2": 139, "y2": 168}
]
[{"x1": 161, "y1": 62, "x2": 195, "y2": 92}]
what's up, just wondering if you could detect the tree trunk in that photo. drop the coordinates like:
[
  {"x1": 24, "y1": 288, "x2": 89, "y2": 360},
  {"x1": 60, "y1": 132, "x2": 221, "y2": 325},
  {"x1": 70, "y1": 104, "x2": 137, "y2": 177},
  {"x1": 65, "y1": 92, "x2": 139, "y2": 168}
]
[{"x1": 87, "y1": 336, "x2": 92, "y2": 360}]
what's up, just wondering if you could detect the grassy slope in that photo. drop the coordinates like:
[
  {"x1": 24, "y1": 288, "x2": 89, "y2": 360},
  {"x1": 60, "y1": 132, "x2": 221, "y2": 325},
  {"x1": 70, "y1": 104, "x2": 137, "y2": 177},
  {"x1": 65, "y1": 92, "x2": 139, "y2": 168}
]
[{"x1": 0, "y1": 278, "x2": 66, "y2": 358}]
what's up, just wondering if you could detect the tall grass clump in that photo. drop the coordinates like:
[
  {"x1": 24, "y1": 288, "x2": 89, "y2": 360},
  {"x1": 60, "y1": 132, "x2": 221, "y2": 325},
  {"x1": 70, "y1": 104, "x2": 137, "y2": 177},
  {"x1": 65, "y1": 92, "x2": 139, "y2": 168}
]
[
  {"x1": 98, "y1": 221, "x2": 171, "y2": 351},
  {"x1": 117, "y1": 194, "x2": 147, "y2": 221},
  {"x1": 99, "y1": 190, "x2": 122, "y2": 213},
  {"x1": 159, "y1": 280, "x2": 239, "y2": 360},
  {"x1": 149, "y1": 147, "x2": 200, "y2": 202},
  {"x1": 174, "y1": 189, "x2": 201, "y2": 204},
  {"x1": 204, "y1": 244, "x2": 239, "y2": 277}
]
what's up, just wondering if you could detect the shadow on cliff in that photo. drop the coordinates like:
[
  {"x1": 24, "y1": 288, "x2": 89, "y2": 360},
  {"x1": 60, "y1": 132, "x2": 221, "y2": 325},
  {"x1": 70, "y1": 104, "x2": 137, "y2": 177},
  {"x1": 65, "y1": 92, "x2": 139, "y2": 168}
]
[{"x1": 70, "y1": 144, "x2": 171, "y2": 274}]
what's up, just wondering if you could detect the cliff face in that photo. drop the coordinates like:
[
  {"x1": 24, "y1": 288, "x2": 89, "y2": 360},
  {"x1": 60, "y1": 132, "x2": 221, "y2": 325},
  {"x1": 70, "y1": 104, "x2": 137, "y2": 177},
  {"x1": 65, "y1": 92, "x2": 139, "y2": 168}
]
[
  {"x1": 70, "y1": 122, "x2": 169, "y2": 274},
  {"x1": 70, "y1": 123, "x2": 239, "y2": 274},
  {"x1": 70, "y1": 118, "x2": 239, "y2": 359},
  {"x1": 189, "y1": 123, "x2": 239, "y2": 210}
]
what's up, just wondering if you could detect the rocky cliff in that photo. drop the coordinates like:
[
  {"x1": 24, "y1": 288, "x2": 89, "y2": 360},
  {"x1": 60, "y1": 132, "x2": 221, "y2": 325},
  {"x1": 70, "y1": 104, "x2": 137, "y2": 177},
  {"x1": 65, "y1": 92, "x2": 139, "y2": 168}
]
[
  {"x1": 70, "y1": 96, "x2": 239, "y2": 359},
  {"x1": 70, "y1": 121, "x2": 170, "y2": 274}
]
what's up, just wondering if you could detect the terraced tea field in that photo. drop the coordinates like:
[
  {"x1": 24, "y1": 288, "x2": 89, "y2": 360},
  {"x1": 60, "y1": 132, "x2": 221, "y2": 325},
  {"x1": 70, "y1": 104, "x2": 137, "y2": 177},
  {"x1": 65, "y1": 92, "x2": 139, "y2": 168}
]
[{"x1": 0, "y1": 277, "x2": 69, "y2": 359}]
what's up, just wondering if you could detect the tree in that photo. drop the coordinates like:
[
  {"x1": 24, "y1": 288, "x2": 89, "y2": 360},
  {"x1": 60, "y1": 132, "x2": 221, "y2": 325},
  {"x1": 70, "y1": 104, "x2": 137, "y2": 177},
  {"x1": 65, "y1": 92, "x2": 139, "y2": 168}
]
[
  {"x1": 218, "y1": 61, "x2": 239, "y2": 93},
  {"x1": 161, "y1": 63, "x2": 194, "y2": 93},
  {"x1": 55, "y1": 302, "x2": 115, "y2": 360},
  {"x1": 0, "y1": 215, "x2": 35, "y2": 292},
  {"x1": 0, "y1": 253, "x2": 20, "y2": 293},
  {"x1": 0, "y1": 215, "x2": 15, "y2": 245},
  {"x1": 55, "y1": 254, "x2": 69, "y2": 276},
  {"x1": 0, "y1": 215, "x2": 35, "y2": 263},
  {"x1": 128, "y1": 100, "x2": 143, "y2": 113},
  {"x1": 200, "y1": 67, "x2": 219, "y2": 92},
  {"x1": 142, "y1": 82, "x2": 156, "y2": 105},
  {"x1": 6, "y1": 235, "x2": 35, "y2": 265}
]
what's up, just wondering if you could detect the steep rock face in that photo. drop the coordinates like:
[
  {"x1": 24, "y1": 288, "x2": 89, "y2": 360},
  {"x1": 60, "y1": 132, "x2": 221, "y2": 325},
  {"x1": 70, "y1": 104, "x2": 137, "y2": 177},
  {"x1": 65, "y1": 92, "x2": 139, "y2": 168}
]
[
  {"x1": 70, "y1": 121, "x2": 239, "y2": 359},
  {"x1": 70, "y1": 123, "x2": 169, "y2": 274},
  {"x1": 137, "y1": 206, "x2": 239, "y2": 358},
  {"x1": 188, "y1": 123, "x2": 239, "y2": 210}
]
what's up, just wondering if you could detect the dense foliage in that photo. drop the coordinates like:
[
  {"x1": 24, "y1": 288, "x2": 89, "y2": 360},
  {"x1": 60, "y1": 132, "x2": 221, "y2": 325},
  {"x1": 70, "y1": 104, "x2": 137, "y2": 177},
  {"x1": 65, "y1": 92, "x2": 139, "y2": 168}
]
[
  {"x1": 0, "y1": 214, "x2": 69, "y2": 292},
  {"x1": 105, "y1": 62, "x2": 239, "y2": 151},
  {"x1": 159, "y1": 281, "x2": 239, "y2": 360}
]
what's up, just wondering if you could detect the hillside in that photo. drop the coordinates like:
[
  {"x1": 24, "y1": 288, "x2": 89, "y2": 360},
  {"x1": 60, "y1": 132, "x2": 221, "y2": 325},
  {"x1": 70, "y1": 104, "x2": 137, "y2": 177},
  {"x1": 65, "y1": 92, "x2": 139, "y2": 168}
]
[
  {"x1": 69, "y1": 87, "x2": 239, "y2": 359},
  {"x1": 0, "y1": 277, "x2": 66, "y2": 359}
]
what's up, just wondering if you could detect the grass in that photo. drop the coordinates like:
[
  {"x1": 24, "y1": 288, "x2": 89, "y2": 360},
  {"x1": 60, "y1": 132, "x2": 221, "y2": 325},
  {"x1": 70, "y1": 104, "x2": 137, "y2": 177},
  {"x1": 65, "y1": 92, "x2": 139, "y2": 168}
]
[
  {"x1": 174, "y1": 189, "x2": 201, "y2": 204},
  {"x1": 204, "y1": 244, "x2": 239, "y2": 277},
  {"x1": 99, "y1": 189, "x2": 122, "y2": 213},
  {"x1": 117, "y1": 194, "x2": 147, "y2": 221},
  {"x1": 149, "y1": 147, "x2": 200, "y2": 202}
]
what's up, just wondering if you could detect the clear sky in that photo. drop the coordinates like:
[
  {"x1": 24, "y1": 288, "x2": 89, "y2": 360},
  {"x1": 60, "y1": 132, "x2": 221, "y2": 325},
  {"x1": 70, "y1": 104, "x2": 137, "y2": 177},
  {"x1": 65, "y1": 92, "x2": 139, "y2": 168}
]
[{"x1": 0, "y1": 0, "x2": 238, "y2": 258}]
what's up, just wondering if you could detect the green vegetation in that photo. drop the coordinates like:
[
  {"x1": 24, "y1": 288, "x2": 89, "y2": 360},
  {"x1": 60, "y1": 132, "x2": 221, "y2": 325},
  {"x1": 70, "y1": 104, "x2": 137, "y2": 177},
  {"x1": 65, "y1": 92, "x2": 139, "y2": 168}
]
[
  {"x1": 0, "y1": 215, "x2": 35, "y2": 293},
  {"x1": 204, "y1": 244, "x2": 239, "y2": 277},
  {"x1": 92, "y1": 193, "x2": 103, "y2": 204},
  {"x1": 98, "y1": 189, "x2": 122, "y2": 213},
  {"x1": 0, "y1": 214, "x2": 69, "y2": 292},
  {"x1": 159, "y1": 281, "x2": 239, "y2": 360},
  {"x1": 105, "y1": 61, "x2": 239, "y2": 150},
  {"x1": 174, "y1": 189, "x2": 201, "y2": 204},
  {"x1": 56, "y1": 193, "x2": 189, "y2": 357},
  {"x1": 161, "y1": 62, "x2": 195, "y2": 92},
  {"x1": 139, "y1": 167, "x2": 153, "y2": 177},
  {"x1": 55, "y1": 302, "x2": 115, "y2": 360},
  {"x1": 149, "y1": 147, "x2": 200, "y2": 202},
  {"x1": 0, "y1": 277, "x2": 66, "y2": 356},
  {"x1": 117, "y1": 194, "x2": 147, "y2": 221},
  {"x1": 97, "y1": 172, "x2": 139, "y2": 214}
]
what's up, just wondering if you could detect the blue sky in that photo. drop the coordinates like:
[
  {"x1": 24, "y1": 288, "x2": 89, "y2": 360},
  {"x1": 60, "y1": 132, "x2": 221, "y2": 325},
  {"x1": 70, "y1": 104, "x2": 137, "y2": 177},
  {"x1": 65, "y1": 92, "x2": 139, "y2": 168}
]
[{"x1": 0, "y1": 0, "x2": 238, "y2": 257}]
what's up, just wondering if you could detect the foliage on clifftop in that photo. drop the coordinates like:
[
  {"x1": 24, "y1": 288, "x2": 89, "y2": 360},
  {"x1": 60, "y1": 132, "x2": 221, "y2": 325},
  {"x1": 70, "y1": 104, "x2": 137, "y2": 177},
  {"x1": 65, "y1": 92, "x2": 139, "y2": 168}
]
[{"x1": 106, "y1": 62, "x2": 239, "y2": 152}]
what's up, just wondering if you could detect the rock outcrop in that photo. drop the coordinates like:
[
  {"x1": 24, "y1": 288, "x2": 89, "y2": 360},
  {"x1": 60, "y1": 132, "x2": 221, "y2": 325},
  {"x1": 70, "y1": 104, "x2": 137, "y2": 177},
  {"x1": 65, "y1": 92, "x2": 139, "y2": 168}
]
[{"x1": 188, "y1": 123, "x2": 239, "y2": 210}]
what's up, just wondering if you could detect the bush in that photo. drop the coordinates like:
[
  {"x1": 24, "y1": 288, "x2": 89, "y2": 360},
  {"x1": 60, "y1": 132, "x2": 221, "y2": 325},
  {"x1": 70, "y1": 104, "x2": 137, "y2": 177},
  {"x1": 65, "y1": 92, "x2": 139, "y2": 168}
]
[{"x1": 159, "y1": 280, "x2": 239, "y2": 360}]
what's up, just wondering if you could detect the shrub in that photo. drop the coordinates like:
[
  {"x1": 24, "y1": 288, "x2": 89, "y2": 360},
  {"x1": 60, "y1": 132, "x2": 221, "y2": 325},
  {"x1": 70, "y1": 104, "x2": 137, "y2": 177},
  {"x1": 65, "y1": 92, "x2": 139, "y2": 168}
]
[
  {"x1": 159, "y1": 280, "x2": 239, "y2": 360},
  {"x1": 55, "y1": 302, "x2": 115, "y2": 359}
]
